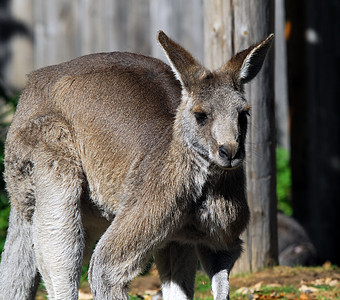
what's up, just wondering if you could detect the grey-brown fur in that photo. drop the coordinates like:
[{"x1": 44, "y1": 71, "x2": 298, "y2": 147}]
[{"x1": 0, "y1": 31, "x2": 273, "y2": 299}]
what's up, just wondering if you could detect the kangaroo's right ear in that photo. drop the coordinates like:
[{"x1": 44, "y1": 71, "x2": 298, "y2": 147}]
[
  {"x1": 223, "y1": 34, "x2": 274, "y2": 85},
  {"x1": 158, "y1": 31, "x2": 208, "y2": 91}
]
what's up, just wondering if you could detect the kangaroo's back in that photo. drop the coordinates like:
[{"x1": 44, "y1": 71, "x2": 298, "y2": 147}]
[
  {"x1": 9, "y1": 52, "x2": 181, "y2": 148},
  {"x1": 6, "y1": 52, "x2": 183, "y2": 213}
]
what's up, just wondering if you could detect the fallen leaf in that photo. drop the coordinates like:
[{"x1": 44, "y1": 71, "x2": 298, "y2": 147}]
[
  {"x1": 310, "y1": 277, "x2": 338, "y2": 287},
  {"x1": 252, "y1": 281, "x2": 263, "y2": 291},
  {"x1": 299, "y1": 285, "x2": 319, "y2": 293},
  {"x1": 299, "y1": 292, "x2": 309, "y2": 300},
  {"x1": 78, "y1": 290, "x2": 93, "y2": 300},
  {"x1": 329, "y1": 279, "x2": 338, "y2": 286},
  {"x1": 324, "y1": 277, "x2": 332, "y2": 285},
  {"x1": 310, "y1": 278, "x2": 324, "y2": 285},
  {"x1": 144, "y1": 289, "x2": 159, "y2": 296},
  {"x1": 322, "y1": 261, "x2": 332, "y2": 269},
  {"x1": 235, "y1": 286, "x2": 249, "y2": 294}
]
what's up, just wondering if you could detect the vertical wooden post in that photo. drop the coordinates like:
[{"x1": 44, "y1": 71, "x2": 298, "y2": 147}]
[
  {"x1": 274, "y1": 0, "x2": 289, "y2": 150},
  {"x1": 204, "y1": 0, "x2": 277, "y2": 273}
]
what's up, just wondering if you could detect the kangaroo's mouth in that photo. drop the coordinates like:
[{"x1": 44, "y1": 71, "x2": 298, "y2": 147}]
[
  {"x1": 214, "y1": 148, "x2": 245, "y2": 170},
  {"x1": 215, "y1": 158, "x2": 244, "y2": 170}
]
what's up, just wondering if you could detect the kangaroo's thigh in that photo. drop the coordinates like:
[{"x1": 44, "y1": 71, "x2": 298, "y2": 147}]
[{"x1": 155, "y1": 242, "x2": 197, "y2": 300}]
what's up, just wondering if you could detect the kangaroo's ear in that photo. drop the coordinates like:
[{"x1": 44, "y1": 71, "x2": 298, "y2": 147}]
[
  {"x1": 225, "y1": 34, "x2": 274, "y2": 85},
  {"x1": 158, "y1": 31, "x2": 208, "y2": 90}
]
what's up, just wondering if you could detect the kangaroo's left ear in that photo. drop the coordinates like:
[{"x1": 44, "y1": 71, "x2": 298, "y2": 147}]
[
  {"x1": 157, "y1": 31, "x2": 208, "y2": 90},
  {"x1": 224, "y1": 34, "x2": 274, "y2": 85}
]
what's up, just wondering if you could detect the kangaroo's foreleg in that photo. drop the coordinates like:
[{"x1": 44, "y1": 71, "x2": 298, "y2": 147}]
[
  {"x1": 89, "y1": 203, "x2": 180, "y2": 300},
  {"x1": 155, "y1": 242, "x2": 197, "y2": 300},
  {"x1": 196, "y1": 241, "x2": 242, "y2": 300}
]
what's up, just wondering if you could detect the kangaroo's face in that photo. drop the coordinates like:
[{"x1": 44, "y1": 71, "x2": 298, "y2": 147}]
[
  {"x1": 158, "y1": 31, "x2": 273, "y2": 170},
  {"x1": 180, "y1": 82, "x2": 249, "y2": 169}
]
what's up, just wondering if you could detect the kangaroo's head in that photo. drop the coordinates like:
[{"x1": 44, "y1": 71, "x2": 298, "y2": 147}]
[{"x1": 158, "y1": 31, "x2": 273, "y2": 170}]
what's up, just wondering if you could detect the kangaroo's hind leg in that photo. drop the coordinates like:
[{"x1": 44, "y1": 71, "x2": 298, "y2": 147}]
[
  {"x1": 155, "y1": 242, "x2": 198, "y2": 300},
  {"x1": 18, "y1": 115, "x2": 85, "y2": 300},
  {"x1": 32, "y1": 145, "x2": 85, "y2": 300},
  {"x1": 0, "y1": 207, "x2": 41, "y2": 300},
  {"x1": 0, "y1": 130, "x2": 42, "y2": 299},
  {"x1": 196, "y1": 241, "x2": 242, "y2": 300}
]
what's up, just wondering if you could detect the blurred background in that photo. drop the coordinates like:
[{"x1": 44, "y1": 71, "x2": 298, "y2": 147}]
[{"x1": 0, "y1": 0, "x2": 339, "y2": 269}]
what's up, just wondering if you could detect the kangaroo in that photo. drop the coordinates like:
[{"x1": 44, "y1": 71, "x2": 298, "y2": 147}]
[{"x1": 0, "y1": 31, "x2": 273, "y2": 299}]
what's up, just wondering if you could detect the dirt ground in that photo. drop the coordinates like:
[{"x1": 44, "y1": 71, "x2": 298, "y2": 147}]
[
  {"x1": 230, "y1": 263, "x2": 340, "y2": 288},
  {"x1": 228, "y1": 263, "x2": 340, "y2": 299},
  {"x1": 38, "y1": 263, "x2": 340, "y2": 299},
  {"x1": 127, "y1": 263, "x2": 340, "y2": 299}
]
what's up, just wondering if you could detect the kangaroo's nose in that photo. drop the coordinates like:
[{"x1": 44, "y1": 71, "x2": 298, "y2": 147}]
[{"x1": 218, "y1": 145, "x2": 231, "y2": 160}]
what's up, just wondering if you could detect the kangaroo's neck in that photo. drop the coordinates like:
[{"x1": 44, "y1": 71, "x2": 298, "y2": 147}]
[{"x1": 165, "y1": 105, "x2": 211, "y2": 202}]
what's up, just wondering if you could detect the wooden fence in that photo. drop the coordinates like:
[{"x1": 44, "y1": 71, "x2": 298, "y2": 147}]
[{"x1": 9, "y1": 0, "x2": 203, "y2": 70}]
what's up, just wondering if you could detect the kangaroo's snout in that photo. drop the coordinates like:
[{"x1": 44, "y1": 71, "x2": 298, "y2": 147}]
[
  {"x1": 218, "y1": 145, "x2": 230, "y2": 160},
  {"x1": 217, "y1": 143, "x2": 244, "y2": 169}
]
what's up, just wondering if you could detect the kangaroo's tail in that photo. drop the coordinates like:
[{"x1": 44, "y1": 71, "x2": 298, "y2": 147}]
[{"x1": 0, "y1": 207, "x2": 40, "y2": 300}]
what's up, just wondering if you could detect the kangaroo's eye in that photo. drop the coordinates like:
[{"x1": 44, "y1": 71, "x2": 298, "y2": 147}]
[
  {"x1": 194, "y1": 112, "x2": 208, "y2": 125},
  {"x1": 238, "y1": 110, "x2": 249, "y2": 133},
  {"x1": 239, "y1": 110, "x2": 250, "y2": 120},
  {"x1": 240, "y1": 104, "x2": 251, "y2": 118}
]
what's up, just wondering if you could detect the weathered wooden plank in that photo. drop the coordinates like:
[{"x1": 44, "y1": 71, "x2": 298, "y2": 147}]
[
  {"x1": 150, "y1": 0, "x2": 204, "y2": 62},
  {"x1": 274, "y1": 0, "x2": 289, "y2": 150},
  {"x1": 7, "y1": 0, "x2": 34, "y2": 89},
  {"x1": 34, "y1": 0, "x2": 78, "y2": 68},
  {"x1": 107, "y1": 0, "x2": 150, "y2": 54},
  {"x1": 203, "y1": 0, "x2": 233, "y2": 69}
]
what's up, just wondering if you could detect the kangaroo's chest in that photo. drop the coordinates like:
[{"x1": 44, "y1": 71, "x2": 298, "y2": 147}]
[{"x1": 171, "y1": 192, "x2": 249, "y2": 248}]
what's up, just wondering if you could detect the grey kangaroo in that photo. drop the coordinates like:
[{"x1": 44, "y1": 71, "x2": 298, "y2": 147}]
[{"x1": 0, "y1": 31, "x2": 273, "y2": 299}]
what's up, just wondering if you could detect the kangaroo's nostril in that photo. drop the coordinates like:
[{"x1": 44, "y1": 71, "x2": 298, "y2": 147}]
[{"x1": 218, "y1": 146, "x2": 229, "y2": 159}]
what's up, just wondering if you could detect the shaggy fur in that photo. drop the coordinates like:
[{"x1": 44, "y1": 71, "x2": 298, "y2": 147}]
[{"x1": 0, "y1": 31, "x2": 273, "y2": 300}]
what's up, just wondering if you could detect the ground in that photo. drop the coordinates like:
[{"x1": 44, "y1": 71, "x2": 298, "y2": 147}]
[{"x1": 36, "y1": 262, "x2": 340, "y2": 299}]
